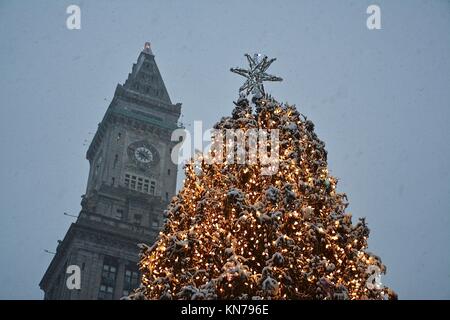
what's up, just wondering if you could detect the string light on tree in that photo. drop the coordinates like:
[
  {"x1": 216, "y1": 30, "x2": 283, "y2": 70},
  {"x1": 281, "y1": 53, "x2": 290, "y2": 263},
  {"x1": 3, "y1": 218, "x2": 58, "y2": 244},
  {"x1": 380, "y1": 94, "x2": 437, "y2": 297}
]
[{"x1": 130, "y1": 54, "x2": 397, "y2": 300}]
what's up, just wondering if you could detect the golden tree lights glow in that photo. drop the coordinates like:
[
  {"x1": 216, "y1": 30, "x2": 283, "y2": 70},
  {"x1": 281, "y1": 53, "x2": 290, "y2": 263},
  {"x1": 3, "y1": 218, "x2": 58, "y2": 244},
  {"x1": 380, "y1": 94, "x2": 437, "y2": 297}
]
[{"x1": 133, "y1": 96, "x2": 396, "y2": 300}]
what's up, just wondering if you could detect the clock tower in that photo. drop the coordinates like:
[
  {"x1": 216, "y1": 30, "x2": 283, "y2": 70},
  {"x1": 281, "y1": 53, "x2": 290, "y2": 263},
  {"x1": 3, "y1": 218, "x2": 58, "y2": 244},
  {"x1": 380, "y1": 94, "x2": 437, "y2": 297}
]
[{"x1": 40, "y1": 43, "x2": 181, "y2": 299}]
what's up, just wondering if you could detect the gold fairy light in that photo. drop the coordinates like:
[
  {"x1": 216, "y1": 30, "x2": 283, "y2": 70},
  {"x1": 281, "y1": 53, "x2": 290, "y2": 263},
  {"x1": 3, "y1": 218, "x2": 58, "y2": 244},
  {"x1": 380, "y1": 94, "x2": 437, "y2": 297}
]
[{"x1": 132, "y1": 86, "x2": 395, "y2": 301}]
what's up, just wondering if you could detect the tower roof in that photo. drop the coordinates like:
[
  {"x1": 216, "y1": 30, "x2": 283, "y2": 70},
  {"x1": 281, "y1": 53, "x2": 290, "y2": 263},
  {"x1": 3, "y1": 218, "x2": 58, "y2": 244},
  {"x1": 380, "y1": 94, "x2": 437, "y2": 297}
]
[{"x1": 123, "y1": 42, "x2": 172, "y2": 104}]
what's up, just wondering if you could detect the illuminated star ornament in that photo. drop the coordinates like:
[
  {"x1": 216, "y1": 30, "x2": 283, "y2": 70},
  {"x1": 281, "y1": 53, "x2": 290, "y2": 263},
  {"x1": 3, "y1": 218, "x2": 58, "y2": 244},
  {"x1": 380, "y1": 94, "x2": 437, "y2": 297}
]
[{"x1": 230, "y1": 53, "x2": 283, "y2": 97}]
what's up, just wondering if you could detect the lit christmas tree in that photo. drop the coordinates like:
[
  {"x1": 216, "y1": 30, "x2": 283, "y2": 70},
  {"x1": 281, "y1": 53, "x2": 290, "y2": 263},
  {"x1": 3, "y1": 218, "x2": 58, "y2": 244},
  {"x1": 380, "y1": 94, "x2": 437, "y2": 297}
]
[{"x1": 133, "y1": 54, "x2": 397, "y2": 300}]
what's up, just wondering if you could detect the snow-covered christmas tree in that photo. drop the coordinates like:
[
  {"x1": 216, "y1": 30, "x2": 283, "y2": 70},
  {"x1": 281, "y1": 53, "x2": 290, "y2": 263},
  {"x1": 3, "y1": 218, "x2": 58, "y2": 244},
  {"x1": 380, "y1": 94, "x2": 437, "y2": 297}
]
[{"x1": 132, "y1": 54, "x2": 396, "y2": 300}]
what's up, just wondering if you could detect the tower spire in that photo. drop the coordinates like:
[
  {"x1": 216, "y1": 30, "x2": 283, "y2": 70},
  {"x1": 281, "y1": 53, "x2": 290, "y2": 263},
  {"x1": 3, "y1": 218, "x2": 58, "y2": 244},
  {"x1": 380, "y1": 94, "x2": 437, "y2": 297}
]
[
  {"x1": 122, "y1": 42, "x2": 172, "y2": 104},
  {"x1": 143, "y1": 42, "x2": 153, "y2": 55}
]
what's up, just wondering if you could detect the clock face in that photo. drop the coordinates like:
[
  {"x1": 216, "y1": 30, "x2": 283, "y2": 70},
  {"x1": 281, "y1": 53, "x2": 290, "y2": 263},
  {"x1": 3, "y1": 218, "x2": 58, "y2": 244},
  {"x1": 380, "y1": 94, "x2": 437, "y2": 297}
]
[
  {"x1": 127, "y1": 140, "x2": 159, "y2": 170},
  {"x1": 134, "y1": 147, "x2": 153, "y2": 163}
]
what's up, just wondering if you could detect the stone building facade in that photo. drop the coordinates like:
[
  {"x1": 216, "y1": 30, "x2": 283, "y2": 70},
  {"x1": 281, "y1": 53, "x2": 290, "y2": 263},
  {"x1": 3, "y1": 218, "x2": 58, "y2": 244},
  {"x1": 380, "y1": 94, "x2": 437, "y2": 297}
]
[{"x1": 40, "y1": 43, "x2": 181, "y2": 299}]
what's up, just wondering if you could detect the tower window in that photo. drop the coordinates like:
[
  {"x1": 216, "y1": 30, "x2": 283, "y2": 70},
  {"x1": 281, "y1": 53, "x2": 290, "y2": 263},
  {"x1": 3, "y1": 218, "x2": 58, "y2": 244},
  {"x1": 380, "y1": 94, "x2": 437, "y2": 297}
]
[
  {"x1": 113, "y1": 154, "x2": 118, "y2": 168},
  {"x1": 137, "y1": 177, "x2": 143, "y2": 191},
  {"x1": 143, "y1": 180, "x2": 149, "y2": 193},
  {"x1": 125, "y1": 173, "x2": 155, "y2": 195},
  {"x1": 122, "y1": 266, "x2": 139, "y2": 297},
  {"x1": 134, "y1": 214, "x2": 142, "y2": 225},
  {"x1": 165, "y1": 192, "x2": 169, "y2": 201},
  {"x1": 117, "y1": 133, "x2": 121, "y2": 142},
  {"x1": 115, "y1": 209, "x2": 124, "y2": 220},
  {"x1": 111, "y1": 177, "x2": 115, "y2": 186},
  {"x1": 167, "y1": 169, "x2": 171, "y2": 175},
  {"x1": 99, "y1": 285, "x2": 114, "y2": 300},
  {"x1": 98, "y1": 257, "x2": 118, "y2": 300},
  {"x1": 150, "y1": 181, "x2": 156, "y2": 195}
]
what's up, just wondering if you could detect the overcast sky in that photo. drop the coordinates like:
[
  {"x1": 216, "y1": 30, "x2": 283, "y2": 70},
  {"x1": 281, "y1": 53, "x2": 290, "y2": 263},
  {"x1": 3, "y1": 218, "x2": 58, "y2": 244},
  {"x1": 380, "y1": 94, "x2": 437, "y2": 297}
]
[{"x1": 0, "y1": 0, "x2": 449, "y2": 299}]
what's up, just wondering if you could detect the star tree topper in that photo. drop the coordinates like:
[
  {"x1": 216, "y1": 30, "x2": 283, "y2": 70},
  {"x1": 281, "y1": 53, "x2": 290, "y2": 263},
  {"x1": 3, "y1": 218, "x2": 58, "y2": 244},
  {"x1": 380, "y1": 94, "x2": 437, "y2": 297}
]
[{"x1": 230, "y1": 53, "x2": 283, "y2": 97}]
